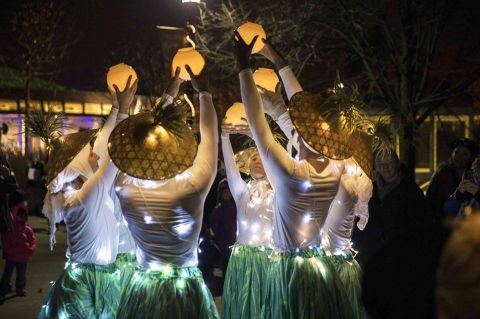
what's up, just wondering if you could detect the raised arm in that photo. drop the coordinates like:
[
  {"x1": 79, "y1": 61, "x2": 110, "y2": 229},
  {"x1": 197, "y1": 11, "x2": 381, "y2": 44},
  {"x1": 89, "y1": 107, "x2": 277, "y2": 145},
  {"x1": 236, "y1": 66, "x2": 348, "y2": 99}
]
[
  {"x1": 68, "y1": 76, "x2": 137, "y2": 212},
  {"x1": 235, "y1": 33, "x2": 296, "y2": 180},
  {"x1": 221, "y1": 132, "x2": 248, "y2": 200},
  {"x1": 259, "y1": 85, "x2": 298, "y2": 152},
  {"x1": 257, "y1": 40, "x2": 303, "y2": 100},
  {"x1": 185, "y1": 66, "x2": 218, "y2": 194}
]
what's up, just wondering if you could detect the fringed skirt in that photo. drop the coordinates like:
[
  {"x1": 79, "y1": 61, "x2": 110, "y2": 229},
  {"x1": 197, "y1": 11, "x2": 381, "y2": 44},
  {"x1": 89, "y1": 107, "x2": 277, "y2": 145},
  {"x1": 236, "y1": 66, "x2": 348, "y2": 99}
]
[
  {"x1": 117, "y1": 265, "x2": 219, "y2": 319},
  {"x1": 262, "y1": 246, "x2": 354, "y2": 319},
  {"x1": 221, "y1": 243, "x2": 272, "y2": 319},
  {"x1": 328, "y1": 252, "x2": 366, "y2": 319},
  {"x1": 37, "y1": 259, "x2": 121, "y2": 319}
]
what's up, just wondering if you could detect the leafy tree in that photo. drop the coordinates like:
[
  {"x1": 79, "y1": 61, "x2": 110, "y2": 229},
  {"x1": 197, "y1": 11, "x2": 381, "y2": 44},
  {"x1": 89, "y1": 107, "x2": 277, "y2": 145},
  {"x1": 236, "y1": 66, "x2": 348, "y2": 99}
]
[{"x1": 195, "y1": 0, "x2": 480, "y2": 176}]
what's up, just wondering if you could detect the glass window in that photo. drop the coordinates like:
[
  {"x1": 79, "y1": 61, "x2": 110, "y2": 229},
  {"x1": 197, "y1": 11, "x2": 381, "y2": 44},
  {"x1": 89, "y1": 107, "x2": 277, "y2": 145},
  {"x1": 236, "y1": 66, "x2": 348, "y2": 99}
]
[
  {"x1": 415, "y1": 119, "x2": 432, "y2": 169},
  {"x1": 42, "y1": 101, "x2": 63, "y2": 113},
  {"x1": 64, "y1": 102, "x2": 83, "y2": 114},
  {"x1": 0, "y1": 100, "x2": 18, "y2": 112},
  {"x1": 102, "y1": 103, "x2": 112, "y2": 115},
  {"x1": 435, "y1": 116, "x2": 469, "y2": 168},
  {"x1": 472, "y1": 116, "x2": 480, "y2": 144},
  {"x1": 19, "y1": 100, "x2": 42, "y2": 111},
  {"x1": 84, "y1": 103, "x2": 102, "y2": 115}
]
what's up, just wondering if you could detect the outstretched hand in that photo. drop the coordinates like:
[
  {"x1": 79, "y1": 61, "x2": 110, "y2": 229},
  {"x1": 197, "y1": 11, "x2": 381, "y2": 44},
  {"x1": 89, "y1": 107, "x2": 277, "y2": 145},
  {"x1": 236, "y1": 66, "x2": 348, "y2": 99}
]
[
  {"x1": 258, "y1": 82, "x2": 287, "y2": 120},
  {"x1": 185, "y1": 64, "x2": 209, "y2": 93},
  {"x1": 233, "y1": 30, "x2": 258, "y2": 71},
  {"x1": 111, "y1": 75, "x2": 138, "y2": 114},
  {"x1": 165, "y1": 66, "x2": 184, "y2": 98},
  {"x1": 257, "y1": 39, "x2": 287, "y2": 70}
]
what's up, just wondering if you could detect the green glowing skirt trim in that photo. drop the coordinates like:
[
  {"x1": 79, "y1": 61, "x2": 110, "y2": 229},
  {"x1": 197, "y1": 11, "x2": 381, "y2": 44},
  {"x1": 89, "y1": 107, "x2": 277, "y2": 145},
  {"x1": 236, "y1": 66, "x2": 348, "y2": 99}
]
[
  {"x1": 37, "y1": 259, "x2": 123, "y2": 319},
  {"x1": 262, "y1": 246, "x2": 354, "y2": 319},
  {"x1": 221, "y1": 243, "x2": 273, "y2": 319},
  {"x1": 328, "y1": 253, "x2": 367, "y2": 319},
  {"x1": 117, "y1": 265, "x2": 219, "y2": 319}
]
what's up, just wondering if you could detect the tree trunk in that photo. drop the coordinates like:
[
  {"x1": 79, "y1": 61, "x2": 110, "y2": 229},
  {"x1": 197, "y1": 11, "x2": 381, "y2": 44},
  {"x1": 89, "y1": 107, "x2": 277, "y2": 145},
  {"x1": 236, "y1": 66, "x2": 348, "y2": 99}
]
[{"x1": 400, "y1": 124, "x2": 416, "y2": 182}]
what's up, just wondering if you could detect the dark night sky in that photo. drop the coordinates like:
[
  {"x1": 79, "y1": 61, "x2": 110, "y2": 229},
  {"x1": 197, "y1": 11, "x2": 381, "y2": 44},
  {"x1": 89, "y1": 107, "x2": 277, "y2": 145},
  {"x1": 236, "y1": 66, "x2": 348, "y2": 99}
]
[{"x1": 0, "y1": 0, "x2": 199, "y2": 91}]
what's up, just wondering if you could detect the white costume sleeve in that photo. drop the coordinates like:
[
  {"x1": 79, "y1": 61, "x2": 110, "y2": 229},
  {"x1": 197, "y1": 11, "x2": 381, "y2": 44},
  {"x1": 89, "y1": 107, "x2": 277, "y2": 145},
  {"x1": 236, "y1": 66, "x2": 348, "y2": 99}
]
[
  {"x1": 187, "y1": 92, "x2": 218, "y2": 194},
  {"x1": 67, "y1": 109, "x2": 128, "y2": 214},
  {"x1": 93, "y1": 107, "x2": 119, "y2": 166},
  {"x1": 221, "y1": 134, "x2": 248, "y2": 200},
  {"x1": 239, "y1": 69, "x2": 295, "y2": 183},
  {"x1": 278, "y1": 66, "x2": 303, "y2": 100}
]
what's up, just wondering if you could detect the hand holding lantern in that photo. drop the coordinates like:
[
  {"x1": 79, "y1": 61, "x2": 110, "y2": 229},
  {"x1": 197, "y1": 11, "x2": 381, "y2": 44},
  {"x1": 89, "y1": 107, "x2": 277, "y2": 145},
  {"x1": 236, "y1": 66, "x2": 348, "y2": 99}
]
[
  {"x1": 165, "y1": 67, "x2": 184, "y2": 98},
  {"x1": 185, "y1": 64, "x2": 209, "y2": 93},
  {"x1": 258, "y1": 83, "x2": 287, "y2": 121},
  {"x1": 112, "y1": 75, "x2": 138, "y2": 114},
  {"x1": 233, "y1": 30, "x2": 258, "y2": 71}
]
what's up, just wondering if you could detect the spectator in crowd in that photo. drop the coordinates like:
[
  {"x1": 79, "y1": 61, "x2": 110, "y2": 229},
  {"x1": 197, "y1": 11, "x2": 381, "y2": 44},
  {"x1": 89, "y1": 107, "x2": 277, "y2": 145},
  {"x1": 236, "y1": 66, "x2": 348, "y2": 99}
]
[
  {"x1": 0, "y1": 164, "x2": 17, "y2": 235},
  {"x1": 210, "y1": 179, "x2": 237, "y2": 285},
  {"x1": 356, "y1": 150, "x2": 431, "y2": 266},
  {"x1": 427, "y1": 138, "x2": 479, "y2": 221},
  {"x1": 0, "y1": 196, "x2": 36, "y2": 303},
  {"x1": 443, "y1": 157, "x2": 480, "y2": 218}
]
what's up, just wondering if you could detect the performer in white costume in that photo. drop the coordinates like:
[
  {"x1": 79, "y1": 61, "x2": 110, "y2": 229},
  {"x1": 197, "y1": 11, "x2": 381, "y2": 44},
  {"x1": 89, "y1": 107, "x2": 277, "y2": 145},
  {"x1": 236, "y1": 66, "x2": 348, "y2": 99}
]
[
  {"x1": 109, "y1": 66, "x2": 219, "y2": 319},
  {"x1": 38, "y1": 76, "x2": 137, "y2": 319},
  {"x1": 220, "y1": 89, "x2": 297, "y2": 318},
  {"x1": 322, "y1": 158, "x2": 372, "y2": 319},
  {"x1": 234, "y1": 32, "x2": 355, "y2": 318}
]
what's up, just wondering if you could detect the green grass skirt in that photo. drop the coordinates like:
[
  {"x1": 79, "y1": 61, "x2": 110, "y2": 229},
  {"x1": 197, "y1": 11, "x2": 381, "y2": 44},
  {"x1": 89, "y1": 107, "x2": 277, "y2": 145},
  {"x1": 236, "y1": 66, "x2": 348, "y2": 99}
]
[
  {"x1": 37, "y1": 259, "x2": 122, "y2": 319},
  {"x1": 328, "y1": 253, "x2": 367, "y2": 319},
  {"x1": 221, "y1": 244, "x2": 273, "y2": 319},
  {"x1": 262, "y1": 246, "x2": 354, "y2": 319},
  {"x1": 117, "y1": 265, "x2": 219, "y2": 319}
]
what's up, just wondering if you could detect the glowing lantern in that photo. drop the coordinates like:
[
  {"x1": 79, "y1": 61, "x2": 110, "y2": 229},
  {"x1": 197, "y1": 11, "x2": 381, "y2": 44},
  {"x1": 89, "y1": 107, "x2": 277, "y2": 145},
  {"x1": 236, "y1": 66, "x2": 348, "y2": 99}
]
[
  {"x1": 107, "y1": 63, "x2": 138, "y2": 92},
  {"x1": 171, "y1": 48, "x2": 205, "y2": 81},
  {"x1": 224, "y1": 102, "x2": 247, "y2": 126},
  {"x1": 253, "y1": 68, "x2": 279, "y2": 92},
  {"x1": 236, "y1": 21, "x2": 266, "y2": 54}
]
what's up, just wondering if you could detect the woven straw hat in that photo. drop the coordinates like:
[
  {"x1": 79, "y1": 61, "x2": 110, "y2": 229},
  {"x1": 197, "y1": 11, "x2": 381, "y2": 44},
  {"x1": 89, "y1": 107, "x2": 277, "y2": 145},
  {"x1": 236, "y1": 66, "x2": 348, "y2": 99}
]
[
  {"x1": 46, "y1": 129, "x2": 99, "y2": 185},
  {"x1": 234, "y1": 147, "x2": 258, "y2": 175},
  {"x1": 348, "y1": 130, "x2": 374, "y2": 178},
  {"x1": 108, "y1": 99, "x2": 198, "y2": 180},
  {"x1": 289, "y1": 91, "x2": 352, "y2": 159},
  {"x1": 289, "y1": 91, "x2": 373, "y2": 177}
]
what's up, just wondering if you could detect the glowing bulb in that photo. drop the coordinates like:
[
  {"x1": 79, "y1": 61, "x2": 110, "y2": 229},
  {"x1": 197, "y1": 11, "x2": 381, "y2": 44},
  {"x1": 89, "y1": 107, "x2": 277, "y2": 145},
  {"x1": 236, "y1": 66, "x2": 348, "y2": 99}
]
[
  {"x1": 302, "y1": 213, "x2": 312, "y2": 224},
  {"x1": 250, "y1": 223, "x2": 260, "y2": 233},
  {"x1": 144, "y1": 216, "x2": 153, "y2": 224}
]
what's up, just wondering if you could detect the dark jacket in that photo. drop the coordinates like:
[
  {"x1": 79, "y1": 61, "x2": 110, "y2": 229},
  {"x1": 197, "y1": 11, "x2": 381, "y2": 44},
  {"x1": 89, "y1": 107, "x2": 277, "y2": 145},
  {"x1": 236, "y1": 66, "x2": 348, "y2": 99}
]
[
  {"x1": 358, "y1": 172, "x2": 430, "y2": 265},
  {"x1": 426, "y1": 163, "x2": 461, "y2": 220}
]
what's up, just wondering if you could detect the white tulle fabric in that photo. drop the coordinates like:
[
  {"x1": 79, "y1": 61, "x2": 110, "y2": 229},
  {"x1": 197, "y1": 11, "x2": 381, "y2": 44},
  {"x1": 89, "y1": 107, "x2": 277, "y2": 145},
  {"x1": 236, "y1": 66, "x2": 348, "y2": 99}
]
[{"x1": 114, "y1": 92, "x2": 218, "y2": 269}]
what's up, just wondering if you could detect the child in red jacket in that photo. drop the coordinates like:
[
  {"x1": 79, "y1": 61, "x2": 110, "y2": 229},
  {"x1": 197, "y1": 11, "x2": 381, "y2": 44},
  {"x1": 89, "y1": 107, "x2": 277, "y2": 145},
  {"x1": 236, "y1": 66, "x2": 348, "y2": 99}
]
[{"x1": 0, "y1": 203, "x2": 36, "y2": 301}]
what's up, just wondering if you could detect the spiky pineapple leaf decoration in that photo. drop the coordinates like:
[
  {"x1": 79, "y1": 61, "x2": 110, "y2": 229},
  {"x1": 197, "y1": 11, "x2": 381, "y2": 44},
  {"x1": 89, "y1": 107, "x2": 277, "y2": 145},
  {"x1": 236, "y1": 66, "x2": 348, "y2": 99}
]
[
  {"x1": 23, "y1": 108, "x2": 67, "y2": 150},
  {"x1": 373, "y1": 119, "x2": 397, "y2": 159},
  {"x1": 151, "y1": 94, "x2": 193, "y2": 139},
  {"x1": 320, "y1": 72, "x2": 371, "y2": 136}
]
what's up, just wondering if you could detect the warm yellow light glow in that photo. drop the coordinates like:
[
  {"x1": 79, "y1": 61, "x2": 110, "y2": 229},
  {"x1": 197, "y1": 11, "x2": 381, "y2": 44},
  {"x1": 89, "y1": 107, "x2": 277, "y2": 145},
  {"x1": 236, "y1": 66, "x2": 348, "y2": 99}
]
[
  {"x1": 321, "y1": 122, "x2": 330, "y2": 130},
  {"x1": 237, "y1": 21, "x2": 266, "y2": 54},
  {"x1": 224, "y1": 102, "x2": 247, "y2": 126},
  {"x1": 107, "y1": 63, "x2": 138, "y2": 92},
  {"x1": 253, "y1": 68, "x2": 279, "y2": 92},
  {"x1": 171, "y1": 48, "x2": 205, "y2": 81}
]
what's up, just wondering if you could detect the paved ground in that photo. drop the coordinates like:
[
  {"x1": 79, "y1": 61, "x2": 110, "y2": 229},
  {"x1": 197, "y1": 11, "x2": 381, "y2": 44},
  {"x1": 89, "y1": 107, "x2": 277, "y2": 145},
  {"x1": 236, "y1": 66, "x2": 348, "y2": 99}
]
[
  {"x1": 0, "y1": 216, "x2": 222, "y2": 318},
  {"x1": 0, "y1": 216, "x2": 68, "y2": 318}
]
